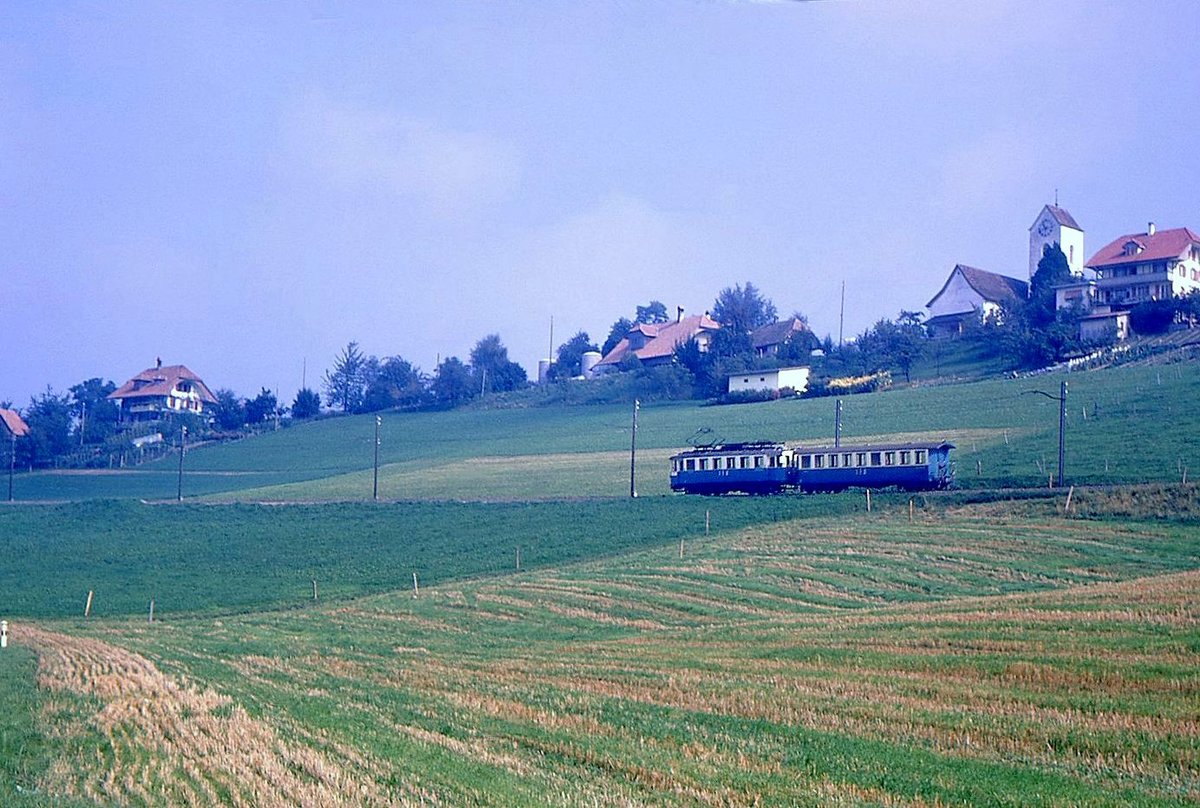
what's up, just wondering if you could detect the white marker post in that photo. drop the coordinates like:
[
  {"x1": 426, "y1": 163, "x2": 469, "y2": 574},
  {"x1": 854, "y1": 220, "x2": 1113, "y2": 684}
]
[{"x1": 1, "y1": 620, "x2": 8, "y2": 649}]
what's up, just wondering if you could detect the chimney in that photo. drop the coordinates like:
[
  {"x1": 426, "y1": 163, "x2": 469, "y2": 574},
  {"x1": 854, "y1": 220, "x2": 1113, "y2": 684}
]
[
  {"x1": 676, "y1": 306, "x2": 684, "y2": 323},
  {"x1": 1148, "y1": 222, "x2": 1156, "y2": 236}
]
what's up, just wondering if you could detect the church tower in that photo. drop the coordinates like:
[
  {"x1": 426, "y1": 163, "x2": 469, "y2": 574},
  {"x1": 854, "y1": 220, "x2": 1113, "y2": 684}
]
[{"x1": 1029, "y1": 204, "x2": 1085, "y2": 279}]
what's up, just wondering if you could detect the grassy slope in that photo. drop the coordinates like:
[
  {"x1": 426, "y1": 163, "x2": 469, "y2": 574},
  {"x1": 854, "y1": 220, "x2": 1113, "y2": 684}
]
[
  {"x1": 14, "y1": 500, "x2": 1198, "y2": 806},
  {"x1": 7, "y1": 360, "x2": 1200, "y2": 501}
]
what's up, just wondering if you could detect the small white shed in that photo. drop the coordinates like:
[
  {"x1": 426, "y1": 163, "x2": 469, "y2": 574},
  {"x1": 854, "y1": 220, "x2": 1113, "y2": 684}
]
[{"x1": 728, "y1": 366, "x2": 810, "y2": 395}]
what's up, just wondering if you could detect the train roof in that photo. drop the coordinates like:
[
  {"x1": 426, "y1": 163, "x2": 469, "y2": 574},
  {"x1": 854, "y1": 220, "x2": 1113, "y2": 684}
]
[{"x1": 670, "y1": 440, "x2": 954, "y2": 459}]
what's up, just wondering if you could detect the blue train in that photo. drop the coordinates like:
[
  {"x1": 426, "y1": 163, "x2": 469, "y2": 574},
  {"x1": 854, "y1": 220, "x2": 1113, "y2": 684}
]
[{"x1": 669, "y1": 440, "x2": 955, "y2": 494}]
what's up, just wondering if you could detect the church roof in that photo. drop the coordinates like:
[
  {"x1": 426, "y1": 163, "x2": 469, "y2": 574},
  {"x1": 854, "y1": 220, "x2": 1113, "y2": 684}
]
[
  {"x1": 1045, "y1": 205, "x2": 1081, "y2": 231},
  {"x1": 1086, "y1": 227, "x2": 1200, "y2": 269},
  {"x1": 926, "y1": 265, "x2": 1028, "y2": 309}
]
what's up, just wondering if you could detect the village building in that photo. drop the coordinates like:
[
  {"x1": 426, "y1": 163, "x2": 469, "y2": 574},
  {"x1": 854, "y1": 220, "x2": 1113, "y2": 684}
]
[
  {"x1": 1085, "y1": 224, "x2": 1200, "y2": 310},
  {"x1": 1029, "y1": 204, "x2": 1085, "y2": 279},
  {"x1": 593, "y1": 313, "x2": 720, "y2": 372},
  {"x1": 924, "y1": 265, "x2": 1029, "y2": 337},
  {"x1": 750, "y1": 316, "x2": 812, "y2": 357},
  {"x1": 0, "y1": 409, "x2": 30, "y2": 441},
  {"x1": 727, "y1": 366, "x2": 810, "y2": 395},
  {"x1": 108, "y1": 360, "x2": 217, "y2": 421}
]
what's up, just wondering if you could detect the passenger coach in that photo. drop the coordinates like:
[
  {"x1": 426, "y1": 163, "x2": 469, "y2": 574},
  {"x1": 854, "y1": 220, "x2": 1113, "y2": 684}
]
[{"x1": 669, "y1": 440, "x2": 954, "y2": 494}]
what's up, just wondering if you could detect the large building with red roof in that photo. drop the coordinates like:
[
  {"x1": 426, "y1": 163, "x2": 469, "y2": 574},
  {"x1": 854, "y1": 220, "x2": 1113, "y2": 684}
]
[
  {"x1": 108, "y1": 361, "x2": 218, "y2": 421},
  {"x1": 1085, "y1": 224, "x2": 1200, "y2": 309},
  {"x1": 593, "y1": 313, "x2": 721, "y2": 372}
]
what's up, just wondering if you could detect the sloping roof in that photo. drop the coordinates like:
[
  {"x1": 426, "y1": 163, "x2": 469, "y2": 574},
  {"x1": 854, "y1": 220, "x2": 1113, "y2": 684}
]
[
  {"x1": 926, "y1": 265, "x2": 1028, "y2": 308},
  {"x1": 1047, "y1": 205, "x2": 1082, "y2": 230},
  {"x1": 108, "y1": 364, "x2": 218, "y2": 404},
  {"x1": 1086, "y1": 227, "x2": 1200, "y2": 270},
  {"x1": 597, "y1": 314, "x2": 721, "y2": 366},
  {"x1": 0, "y1": 408, "x2": 30, "y2": 438},
  {"x1": 751, "y1": 316, "x2": 808, "y2": 350}
]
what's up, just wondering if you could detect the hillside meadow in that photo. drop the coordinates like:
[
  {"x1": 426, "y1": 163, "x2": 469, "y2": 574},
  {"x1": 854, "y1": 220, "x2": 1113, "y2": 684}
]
[
  {"x1": 4, "y1": 494, "x2": 1198, "y2": 806},
  {"x1": 6, "y1": 360, "x2": 1200, "y2": 502}
]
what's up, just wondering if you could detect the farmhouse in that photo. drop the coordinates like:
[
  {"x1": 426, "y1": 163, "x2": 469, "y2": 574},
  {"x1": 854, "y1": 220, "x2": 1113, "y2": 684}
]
[
  {"x1": 593, "y1": 313, "x2": 720, "y2": 372},
  {"x1": 108, "y1": 360, "x2": 217, "y2": 421},
  {"x1": 925, "y1": 265, "x2": 1028, "y2": 337},
  {"x1": 751, "y1": 316, "x2": 812, "y2": 357},
  {"x1": 727, "y1": 366, "x2": 810, "y2": 395},
  {"x1": 0, "y1": 408, "x2": 30, "y2": 440}
]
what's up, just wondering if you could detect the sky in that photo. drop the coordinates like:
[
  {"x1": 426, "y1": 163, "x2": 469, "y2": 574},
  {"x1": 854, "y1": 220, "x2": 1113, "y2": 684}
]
[{"x1": 3, "y1": 0, "x2": 1198, "y2": 408}]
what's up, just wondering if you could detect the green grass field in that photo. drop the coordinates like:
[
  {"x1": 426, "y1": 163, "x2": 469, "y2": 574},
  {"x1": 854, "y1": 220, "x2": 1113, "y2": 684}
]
[
  {"x1": 7, "y1": 495, "x2": 1198, "y2": 806},
  {"x1": 2, "y1": 361, "x2": 1199, "y2": 805}
]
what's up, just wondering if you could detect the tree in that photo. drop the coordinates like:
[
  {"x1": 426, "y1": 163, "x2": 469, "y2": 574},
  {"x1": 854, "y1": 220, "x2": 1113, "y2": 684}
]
[
  {"x1": 292, "y1": 387, "x2": 321, "y2": 419},
  {"x1": 469, "y1": 334, "x2": 527, "y2": 394},
  {"x1": 712, "y1": 282, "x2": 777, "y2": 335},
  {"x1": 1029, "y1": 243, "x2": 1073, "y2": 327},
  {"x1": 601, "y1": 317, "x2": 634, "y2": 356},
  {"x1": 549, "y1": 331, "x2": 599, "y2": 380},
  {"x1": 211, "y1": 388, "x2": 246, "y2": 430},
  {"x1": 323, "y1": 341, "x2": 369, "y2": 413},
  {"x1": 245, "y1": 388, "x2": 278, "y2": 425},
  {"x1": 362, "y1": 356, "x2": 426, "y2": 411},
  {"x1": 68, "y1": 378, "x2": 119, "y2": 445},
  {"x1": 635, "y1": 301, "x2": 670, "y2": 324},
  {"x1": 431, "y1": 357, "x2": 474, "y2": 407},
  {"x1": 21, "y1": 388, "x2": 73, "y2": 468}
]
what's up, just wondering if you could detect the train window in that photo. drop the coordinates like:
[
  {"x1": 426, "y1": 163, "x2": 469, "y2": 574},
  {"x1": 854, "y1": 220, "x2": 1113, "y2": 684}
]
[
  {"x1": 699, "y1": 458, "x2": 708, "y2": 470},
  {"x1": 900, "y1": 451, "x2": 910, "y2": 465},
  {"x1": 829, "y1": 454, "x2": 839, "y2": 468},
  {"x1": 726, "y1": 457, "x2": 736, "y2": 470},
  {"x1": 739, "y1": 456, "x2": 748, "y2": 469},
  {"x1": 915, "y1": 450, "x2": 927, "y2": 464},
  {"x1": 884, "y1": 452, "x2": 896, "y2": 466},
  {"x1": 814, "y1": 455, "x2": 824, "y2": 468},
  {"x1": 754, "y1": 456, "x2": 764, "y2": 468},
  {"x1": 843, "y1": 453, "x2": 853, "y2": 467},
  {"x1": 800, "y1": 454, "x2": 811, "y2": 469},
  {"x1": 856, "y1": 452, "x2": 867, "y2": 466},
  {"x1": 686, "y1": 459, "x2": 695, "y2": 471},
  {"x1": 870, "y1": 452, "x2": 881, "y2": 466}
]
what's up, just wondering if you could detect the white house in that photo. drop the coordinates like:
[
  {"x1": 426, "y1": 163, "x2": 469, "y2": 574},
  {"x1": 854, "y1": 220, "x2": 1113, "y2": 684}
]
[
  {"x1": 1085, "y1": 223, "x2": 1200, "y2": 309},
  {"x1": 727, "y1": 366, "x2": 810, "y2": 395},
  {"x1": 925, "y1": 265, "x2": 1028, "y2": 337},
  {"x1": 108, "y1": 360, "x2": 218, "y2": 421}
]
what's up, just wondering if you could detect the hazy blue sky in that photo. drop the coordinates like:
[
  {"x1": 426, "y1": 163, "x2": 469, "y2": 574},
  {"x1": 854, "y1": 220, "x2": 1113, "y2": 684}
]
[{"x1": 3, "y1": 0, "x2": 1198, "y2": 407}]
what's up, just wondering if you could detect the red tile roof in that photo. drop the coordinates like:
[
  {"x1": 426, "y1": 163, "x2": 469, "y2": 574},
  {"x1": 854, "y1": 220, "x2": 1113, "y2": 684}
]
[
  {"x1": 0, "y1": 408, "x2": 30, "y2": 438},
  {"x1": 108, "y1": 364, "x2": 218, "y2": 404},
  {"x1": 1046, "y1": 205, "x2": 1082, "y2": 231},
  {"x1": 1086, "y1": 227, "x2": 1200, "y2": 269},
  {"x1": 597, "y1": 314, "x2": 721, "y2": 366}
]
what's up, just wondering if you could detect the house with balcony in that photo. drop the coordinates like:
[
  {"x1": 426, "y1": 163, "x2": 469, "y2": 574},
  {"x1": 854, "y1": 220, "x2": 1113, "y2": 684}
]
[
  {"x1": 108, "y1": 360, "x2": 218, "y2": 421},
  {"x1": 1086, "y1": 224, "x2": 1200, "y2": 309}
]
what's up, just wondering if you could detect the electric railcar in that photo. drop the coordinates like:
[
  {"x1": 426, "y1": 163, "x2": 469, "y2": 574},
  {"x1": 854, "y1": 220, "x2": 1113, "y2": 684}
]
[{"x1": 669, "y1": 440, "x2": 954, "y2": 494}]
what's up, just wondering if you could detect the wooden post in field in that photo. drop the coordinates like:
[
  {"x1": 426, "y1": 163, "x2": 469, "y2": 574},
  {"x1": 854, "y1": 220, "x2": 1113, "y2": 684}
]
[
  {"x1": 1064, "y1": 486, "x2": 1074, "y2": 514},
  {"x1": 909, "y1": 499, "x2": 914, "y2": 522},
  {"x1": 1183, "y1": 467, "x2": 1189, "y2": 485},
  {"x1": 1048, "y1": 474, "x2": 1054, "y2": 489},
  {"x1": 865, "y1": 489, "x2": 871, "y2": 513},
  {"x1": 412, "y1": 572, "x2": 419, "y2": 598},
  {"x1": 975, "y1": 459, "x2": 981, "y2": 475},
  {"x1": 148, "y1": 600, "x2": 154, "y2": 623},
  {"x1": 705, "y1": 510, "x2": 710, "y2": 536},
  {"x1": 312, "y1": 579, "x2": 318, "y2": 601},
  {"x1": 1004, "y1": 429, "x2": 1009, "y2": 445},
  {"x1": 516, "y1": 546, "x2": 521, "y2": 571},
  {"x1": 84, "y1": 590, "x2": 94, "y2": 618},
  {"x1": 679, "y1": 538, "x2": 684, "y2": 559}
]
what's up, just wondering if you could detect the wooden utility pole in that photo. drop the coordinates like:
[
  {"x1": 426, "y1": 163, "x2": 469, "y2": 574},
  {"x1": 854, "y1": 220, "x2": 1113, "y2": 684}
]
[{"x1": 629, "y1": 399, "x2": 640, "y2": 498}]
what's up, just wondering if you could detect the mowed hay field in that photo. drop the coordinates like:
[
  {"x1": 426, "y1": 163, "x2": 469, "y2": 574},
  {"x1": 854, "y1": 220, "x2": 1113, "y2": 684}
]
[
  {"x1": 2, "y1": 361, "x2": 1200, "y2": 805},
  {"x1": 8, "y1": 359, "x2": 1200, "y2": 503},
  {"x1": 5, "y1": 493, "x2": 1200, "y2": 806}
]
